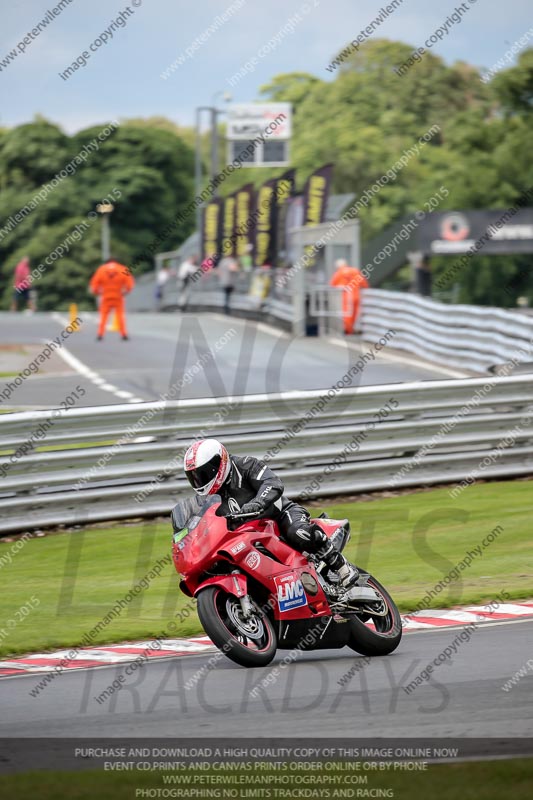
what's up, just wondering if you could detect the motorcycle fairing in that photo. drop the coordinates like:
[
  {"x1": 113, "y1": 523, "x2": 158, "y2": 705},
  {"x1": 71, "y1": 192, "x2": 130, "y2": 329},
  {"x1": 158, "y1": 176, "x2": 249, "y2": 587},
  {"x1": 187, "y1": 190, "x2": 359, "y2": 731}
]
[
  {"x1": 172, "y1": 496, "x2": 343, "y2": 621},
  {"x1": 192, "y1": 572, "x2": 248, "y2": 599}
]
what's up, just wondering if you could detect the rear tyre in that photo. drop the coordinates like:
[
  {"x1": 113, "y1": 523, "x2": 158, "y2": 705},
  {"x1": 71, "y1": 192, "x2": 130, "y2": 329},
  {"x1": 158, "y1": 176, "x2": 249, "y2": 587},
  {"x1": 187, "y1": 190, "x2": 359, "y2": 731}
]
[
  {"x1": 197, "y1": 586, "x2": 277, "y2": 668},
  {"x1": 346, "y1": 575, "x2": 402, "y2": 656}
]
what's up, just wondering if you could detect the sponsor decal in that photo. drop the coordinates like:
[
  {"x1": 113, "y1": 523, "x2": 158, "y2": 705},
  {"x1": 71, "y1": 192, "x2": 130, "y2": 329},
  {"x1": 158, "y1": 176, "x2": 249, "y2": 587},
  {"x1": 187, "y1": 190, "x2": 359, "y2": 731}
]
[
  {"x1": 274, "y1": 572, "x2": 308, "y2": 613},
  {"x1": 245, "y1": 552, "x2": 261, "y2": 570},
  {"x1": 440, "y1": 212, "x2": 470, "y2": 241},
  {"x1": 216, "y1": 447, "x2": 229, "y2": 488},
  {"x1": 230, "y1": 541, "x2": 246, "y2": 555},
  {"x1": 173, "y1": 528, "x2": 189, "y2": 544},
  {"x1": 228, "y1": 497, "x2": 241, "y2": 514},
  {"x1": 184, "y1": 441, "x2": 201, "y2": 471}
]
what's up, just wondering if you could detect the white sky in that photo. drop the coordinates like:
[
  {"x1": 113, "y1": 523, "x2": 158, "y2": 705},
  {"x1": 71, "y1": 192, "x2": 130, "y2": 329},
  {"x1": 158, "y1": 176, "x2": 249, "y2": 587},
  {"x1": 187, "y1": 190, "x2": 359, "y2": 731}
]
[{"x1": 1, "y1": 0, "x2": 531, "y2": 132}]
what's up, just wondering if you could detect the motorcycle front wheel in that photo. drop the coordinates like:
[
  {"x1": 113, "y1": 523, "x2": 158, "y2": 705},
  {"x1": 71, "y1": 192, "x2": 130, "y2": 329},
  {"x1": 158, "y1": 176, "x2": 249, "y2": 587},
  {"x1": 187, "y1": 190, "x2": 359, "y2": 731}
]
[
  {"x1": 346, "y1": 574, "x2": 402, "y2": 656},
  {"x1": 197, "y1": 586, "x2": 277, "y2": 668}
]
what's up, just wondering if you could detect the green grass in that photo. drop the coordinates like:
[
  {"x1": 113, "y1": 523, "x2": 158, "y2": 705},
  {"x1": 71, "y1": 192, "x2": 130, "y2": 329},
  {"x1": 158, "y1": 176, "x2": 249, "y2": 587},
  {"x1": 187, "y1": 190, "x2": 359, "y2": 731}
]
[
  {"x1": 1, "y1": 759, "x2": 533, "y2": 800},
  {"x1": 0, "y1": 480, "x2": 531, "y2": 658},
  {"x1": 0, "y1": 371, "x2": 19, "y2": 378},
  {"x1": 34, "y1": 439, "x2": 118, "y2": 452},
  {"x1": 0, "y1": 440, "x2": 118, "y2": 456},
  {"x1": 327, "y1": 479, "x2": 533, "y2": 611},
  {"x1": 0, "y1": 521, "x2": 184, "y2": 658}
]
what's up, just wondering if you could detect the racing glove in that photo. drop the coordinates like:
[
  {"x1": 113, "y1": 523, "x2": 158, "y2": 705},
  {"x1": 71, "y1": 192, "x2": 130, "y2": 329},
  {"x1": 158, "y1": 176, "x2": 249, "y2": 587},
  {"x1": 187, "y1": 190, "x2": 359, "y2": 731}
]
[{"x1": 238, "y1": 500, "x2": 265, "y2": 517}]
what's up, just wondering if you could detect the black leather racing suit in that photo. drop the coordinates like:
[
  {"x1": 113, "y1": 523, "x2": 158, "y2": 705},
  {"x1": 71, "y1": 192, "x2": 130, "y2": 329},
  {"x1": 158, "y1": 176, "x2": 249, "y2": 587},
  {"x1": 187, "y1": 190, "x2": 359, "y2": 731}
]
[{"x1": 217, "y1": 455, "x2": 344, "y2": 569}]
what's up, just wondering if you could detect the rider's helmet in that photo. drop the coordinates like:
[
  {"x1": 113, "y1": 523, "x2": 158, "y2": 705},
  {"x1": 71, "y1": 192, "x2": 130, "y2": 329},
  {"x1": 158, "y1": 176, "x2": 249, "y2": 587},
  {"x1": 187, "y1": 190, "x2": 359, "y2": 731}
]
[{"x1": 183, "y1": 439, "x2": 231, "y2": 496}]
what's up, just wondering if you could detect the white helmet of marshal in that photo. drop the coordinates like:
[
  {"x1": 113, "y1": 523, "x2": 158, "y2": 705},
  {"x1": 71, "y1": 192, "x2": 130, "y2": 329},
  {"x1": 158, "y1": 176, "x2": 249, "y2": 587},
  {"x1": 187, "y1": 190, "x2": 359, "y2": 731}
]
[{"x1": 183, "y1": 439, "x2": 231, "y2": 496}]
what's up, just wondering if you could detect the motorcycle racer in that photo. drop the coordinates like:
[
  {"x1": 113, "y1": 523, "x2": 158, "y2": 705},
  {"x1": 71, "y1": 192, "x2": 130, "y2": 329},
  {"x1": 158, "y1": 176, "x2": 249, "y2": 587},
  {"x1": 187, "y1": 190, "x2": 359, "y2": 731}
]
[{"x1": 183, "y1": 438, "x2": 359, "y2": 589}]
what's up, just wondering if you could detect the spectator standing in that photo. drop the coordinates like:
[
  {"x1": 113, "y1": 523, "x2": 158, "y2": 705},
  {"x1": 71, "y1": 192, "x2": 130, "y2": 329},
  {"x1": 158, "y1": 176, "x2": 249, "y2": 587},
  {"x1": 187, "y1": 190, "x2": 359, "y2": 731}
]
[
  {"x1": 239, "y1": 243, "x2": 254, "y2": 272},
  {"x1": 155, "y1": 265, "x2": 170, "y2": 309},
  {"x1": 329, "y1": 258, "x2": 369, "y2": 335},
  {"x1": 217, "y1": 255, "x2": 239, "y2": 315},
  {"x1": 89, "y1": 257, "x2": 135, "y2": 341},
  {"x1": 178, "y1": 255, "x2": 199, "y2": 310},
  {"x1": 11, "y1": 257, "x2": 34, "y2": 312},
  {"x1": 415, "y1": 253, "x2": 432, "y2": 297}
]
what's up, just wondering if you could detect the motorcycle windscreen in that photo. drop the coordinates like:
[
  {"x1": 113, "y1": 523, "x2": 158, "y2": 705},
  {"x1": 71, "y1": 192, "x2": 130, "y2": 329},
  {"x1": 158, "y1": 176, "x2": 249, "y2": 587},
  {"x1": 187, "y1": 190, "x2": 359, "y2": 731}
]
[
  {"x1": 171, "y1": 494, "x2": 204, "y2": 532},
  {"x1": 172, "y1": 494, "x2": 222, "y2": 566}
]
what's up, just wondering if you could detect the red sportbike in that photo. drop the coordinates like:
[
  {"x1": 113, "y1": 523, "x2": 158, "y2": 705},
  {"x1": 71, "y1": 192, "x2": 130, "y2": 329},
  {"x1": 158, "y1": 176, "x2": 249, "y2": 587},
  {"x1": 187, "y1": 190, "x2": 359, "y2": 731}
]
[{"x1": 172, "y1": 495, "x2": 402, "y2": 668}]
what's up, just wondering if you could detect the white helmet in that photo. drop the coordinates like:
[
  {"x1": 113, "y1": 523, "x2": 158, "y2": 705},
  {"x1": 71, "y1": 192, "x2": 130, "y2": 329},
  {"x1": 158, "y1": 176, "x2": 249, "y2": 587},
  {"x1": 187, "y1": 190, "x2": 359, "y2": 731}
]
[{"x1": 183, "y1": 439, "x2": 231, "y2": 496}]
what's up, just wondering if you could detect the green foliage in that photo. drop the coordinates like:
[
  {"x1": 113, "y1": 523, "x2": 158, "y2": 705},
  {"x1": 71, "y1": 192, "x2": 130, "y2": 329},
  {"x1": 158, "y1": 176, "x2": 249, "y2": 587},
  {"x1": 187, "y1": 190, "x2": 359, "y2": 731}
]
[
  {"x1": 0, "y1": 119, "x2": 71, "y2": 189},
  {"x1": 491, "y1": 48, "x2": 533, "y2": 115},
  {"x1": 257, "y1": 39, "x2": 533, "y2": 305},
  {"x1": 1, "y1": 39, "x2": 532, "y2": 308},
  {"x1": 259, "y1": 71, "x2": 322, "y2": 111},
  {"x1": 0, "y1": 121, "x2": 195, "y2": 310}
]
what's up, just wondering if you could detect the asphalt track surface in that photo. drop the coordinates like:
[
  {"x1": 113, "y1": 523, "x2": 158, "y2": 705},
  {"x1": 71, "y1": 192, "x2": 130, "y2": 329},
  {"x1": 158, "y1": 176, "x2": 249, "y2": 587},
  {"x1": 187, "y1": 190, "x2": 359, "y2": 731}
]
[
  {"x1": 3, "y1": 312, "x2": 529, "y2": 745},
  {"x1": 1, "y1": 619, "x2": 532, "y2": 739},
  {"x1": 0, "y1": 311, "x2": 463, "y2": 410}
]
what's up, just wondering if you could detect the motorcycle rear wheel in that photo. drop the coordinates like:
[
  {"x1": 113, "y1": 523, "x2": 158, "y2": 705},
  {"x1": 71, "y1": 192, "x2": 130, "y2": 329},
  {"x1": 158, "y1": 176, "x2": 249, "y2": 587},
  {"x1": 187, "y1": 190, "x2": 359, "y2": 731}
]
[
  {"x1": 197, "y1": 586, "x2": 277, "y2": 668},
  {"x1": 346, "y1": 575, "x2": 402, "y2": 656}
]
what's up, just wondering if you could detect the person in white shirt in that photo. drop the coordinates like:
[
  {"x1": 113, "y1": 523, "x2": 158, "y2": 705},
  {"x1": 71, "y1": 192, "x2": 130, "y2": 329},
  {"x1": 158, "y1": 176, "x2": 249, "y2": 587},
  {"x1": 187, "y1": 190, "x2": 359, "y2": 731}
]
[
  {"x1": 177, "y1": 255, "x2": 199, "y2": 310},
  {"x1": 155, "y1": 265, "x2": 169, "y2": 309},
  {"x1": 217, "y1": 256, "x2": 239, "y2": 315}
]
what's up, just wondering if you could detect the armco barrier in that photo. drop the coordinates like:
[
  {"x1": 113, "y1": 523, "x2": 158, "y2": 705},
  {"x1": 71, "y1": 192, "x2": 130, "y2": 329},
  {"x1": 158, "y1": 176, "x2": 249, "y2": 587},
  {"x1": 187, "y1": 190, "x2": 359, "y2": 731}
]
[
  {"x1": 360, "y1": 289, "x2": 533, "y2": 372},
  {"x1": 130, "y1": 270, "x2": 294, "y2": 324},
  {"x1": 1, "y1": 375, "x2": 532, "y2": 533},
  {"x1": 132, "y1": 270, "x2": 533, "y2": 373}
]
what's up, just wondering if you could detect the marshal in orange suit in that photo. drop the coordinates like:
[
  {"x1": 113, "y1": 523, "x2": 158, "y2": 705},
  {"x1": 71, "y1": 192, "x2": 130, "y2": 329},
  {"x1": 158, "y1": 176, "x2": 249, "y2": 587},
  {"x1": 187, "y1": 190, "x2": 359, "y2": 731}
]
[
  {"x1": 89, "y1": 258, "x2": 135, "y2": 340},
  {"x1": 329, "y1": 258, "x2": 369, "y2": 335}
]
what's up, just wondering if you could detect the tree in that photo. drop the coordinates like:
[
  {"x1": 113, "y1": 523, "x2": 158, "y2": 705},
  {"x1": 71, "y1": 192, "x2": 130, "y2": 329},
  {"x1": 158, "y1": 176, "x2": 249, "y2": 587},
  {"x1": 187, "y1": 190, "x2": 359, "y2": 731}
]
[
  {"x1": 0, "y1": 121, "x2": 195, "y2": 309},
  {"x1": 2, "y1": 40, "x2": 532, "y2": 309}
]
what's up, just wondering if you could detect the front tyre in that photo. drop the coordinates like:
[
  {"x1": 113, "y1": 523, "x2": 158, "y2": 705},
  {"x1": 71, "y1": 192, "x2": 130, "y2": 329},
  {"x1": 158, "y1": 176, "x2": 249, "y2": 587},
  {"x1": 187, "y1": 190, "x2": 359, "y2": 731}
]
[
  {"x1": 197, "y1": 586, "x2": 277, "y2": 668},
  {"x1": 347, "y1": 575, "x2": 402, "y2": 656}
]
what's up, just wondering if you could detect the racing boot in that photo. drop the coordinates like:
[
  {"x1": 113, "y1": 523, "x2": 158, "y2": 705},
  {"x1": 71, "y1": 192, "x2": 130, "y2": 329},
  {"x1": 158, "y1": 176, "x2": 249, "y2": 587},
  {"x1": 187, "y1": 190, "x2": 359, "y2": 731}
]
[
  {"x1": 337, "y1": 559, "x2": 360, "y2": 589},
  {"x1": 317, "y1": 541, "x2": 359, "y2": 588}
]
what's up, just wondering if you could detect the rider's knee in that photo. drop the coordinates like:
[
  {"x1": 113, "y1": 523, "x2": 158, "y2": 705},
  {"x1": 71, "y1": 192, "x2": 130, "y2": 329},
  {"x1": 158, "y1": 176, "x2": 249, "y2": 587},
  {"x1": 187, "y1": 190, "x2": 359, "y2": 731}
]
[{"x1": 286, "y1": 521, "x2": 326, "y2": 552}]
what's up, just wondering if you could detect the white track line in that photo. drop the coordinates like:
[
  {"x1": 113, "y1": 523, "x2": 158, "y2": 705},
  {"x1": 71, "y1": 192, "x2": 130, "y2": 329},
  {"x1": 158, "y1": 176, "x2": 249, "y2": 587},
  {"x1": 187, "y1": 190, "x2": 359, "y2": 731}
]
[
  {"x1": 50, "y1": 313, "x2": 144, "y2": 403},
  {"x1": 255, "y1": 321, "x2": 290, "y2": 339},
  {"x1": 209, "y1": 312, "x2": 289, "y2": 339}
]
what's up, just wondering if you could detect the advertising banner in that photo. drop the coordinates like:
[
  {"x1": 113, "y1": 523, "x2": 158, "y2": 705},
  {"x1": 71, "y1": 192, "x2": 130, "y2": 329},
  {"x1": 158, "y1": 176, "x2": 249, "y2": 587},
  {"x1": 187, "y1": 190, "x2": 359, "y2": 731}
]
[
  {"x1": 418, "y1": 208, "x2": 533, "y2": 255},
  {"x1": 221, "y1": 194, "x2": 236, "y2": 257},
  {"x1": 303, "y1": 164, "x2": 333, "y2": 226},
  {"x1": 234, "y1": 183, "x2": 256, "y2": 260},
  {"x1": 201, "y1": 199, "x2": 223, "y2": 262},
  {"x1": 254, "y1": 178, "x2": 278, "y2": 266}
]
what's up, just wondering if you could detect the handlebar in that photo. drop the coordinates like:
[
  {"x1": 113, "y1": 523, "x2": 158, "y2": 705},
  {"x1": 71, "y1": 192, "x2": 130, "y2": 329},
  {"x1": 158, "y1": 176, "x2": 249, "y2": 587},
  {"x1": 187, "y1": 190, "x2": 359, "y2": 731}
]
[{"x1": 225, "y1": 511, "x2": 262, "y2": 520}]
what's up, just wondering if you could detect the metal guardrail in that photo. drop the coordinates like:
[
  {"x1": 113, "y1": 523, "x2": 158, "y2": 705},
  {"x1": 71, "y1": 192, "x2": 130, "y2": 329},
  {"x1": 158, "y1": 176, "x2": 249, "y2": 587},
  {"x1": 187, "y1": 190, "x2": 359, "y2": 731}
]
[
  {"x1": 1, "y1": 375, "x2": 532, "y2": 533},
  {"x1": 130, "y1": 270, "x2": 294, "y2": 324},
  {"x1": 132, "y1": 273, "x2": 533, "y2": 375},
  {"x1": 361, "y1": 289, "x2": 533, "y2": 372},
  {"x1": 308, "y1": 285, "x2": 344, "y2": 337}
]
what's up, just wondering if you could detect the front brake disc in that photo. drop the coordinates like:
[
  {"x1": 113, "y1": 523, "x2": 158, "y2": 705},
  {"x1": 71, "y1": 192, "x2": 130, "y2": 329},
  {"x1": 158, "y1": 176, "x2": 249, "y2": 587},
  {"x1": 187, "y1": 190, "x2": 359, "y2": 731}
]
[{"x1": 226, "y1": 599, "x2": 265, "y2": 640}]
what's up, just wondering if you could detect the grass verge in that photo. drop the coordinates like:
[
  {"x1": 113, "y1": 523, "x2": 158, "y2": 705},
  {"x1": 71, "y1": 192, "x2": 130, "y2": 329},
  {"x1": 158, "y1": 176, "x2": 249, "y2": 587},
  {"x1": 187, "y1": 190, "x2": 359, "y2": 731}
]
[
  {"x1": 1, "y1": 758, "x2": 533, "y2": 800},
  {"x1": 0, "y1": 480, "x2": 531, "y2": 658}
]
